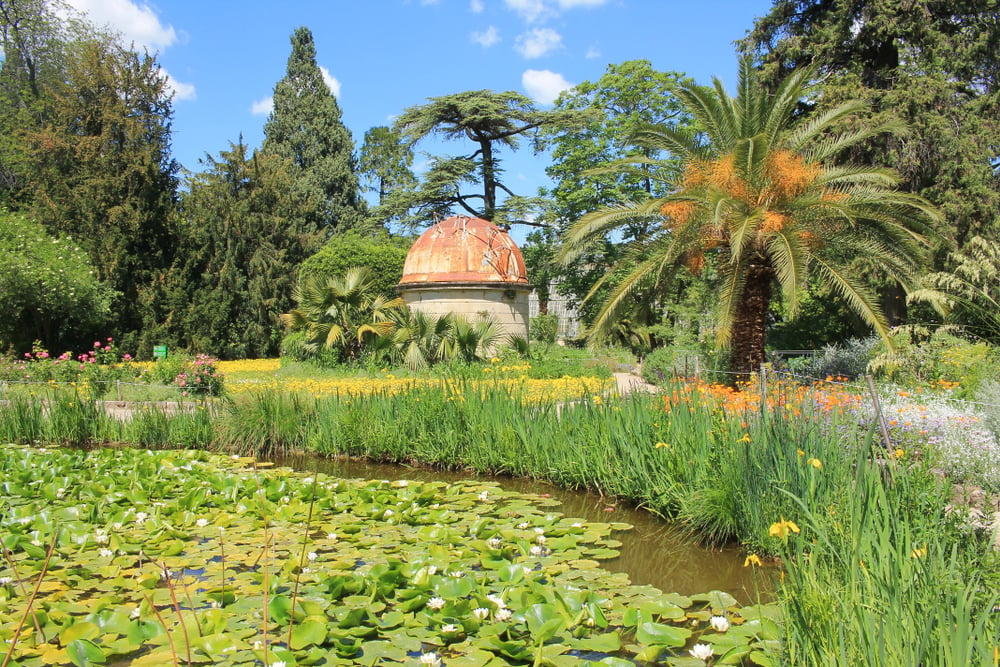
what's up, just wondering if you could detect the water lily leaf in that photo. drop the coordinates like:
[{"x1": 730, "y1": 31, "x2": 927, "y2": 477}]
[
  {"x1": 268, "y1": 594, "x2": 292, "y2": 624},
  {"x1": 716, "y1": 644, "x2": 753, "y2": 664},
  {"x1": 690, "y1": 590, "x2": 737, "y2": 610},
  {"x1": 127, "y1": 619, "x2": 164, "y2": 645},
  {"x1": 66, "y1": 638, "x2": 105, "y2": 666},
  {"x1": 191, "y1": 632, "x2": 239, "y2": 659},
  {"x1": 445, "y1": 647, "x2": 496, "y2": 666},
  {"x1": 486, "y1": 636, "x2": 532, "y2": 661},
  {"x1": 574, "y1": 632, "x2": 621, "y2": 653},
  {"x1": 665, "y1": 657, "x2": 706, "y2": 666},
  {"x1": 597, "y1": 658, "x2": 635, "y2": 667},
  {"x1": 749, "y1": 649, "x2": 776, "y2": 666},
  {"x1": 291, "y1": 619, "x2": 327, "y2": 649},
  {"x1": 59, "y1": 621, "x2": 100, "y2": 645},
  {"x1": 524, "y1": 604, "x2": 565, "y2": 642},
  {"x1": 636, "y1": 621, "x2": 692, "y2": 647}
]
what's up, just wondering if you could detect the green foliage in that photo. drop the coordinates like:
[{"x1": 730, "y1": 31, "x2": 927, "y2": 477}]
[
  {"x1": 298, "y1": 232, "x2": 410, "y2": 300},
  {"x1": 868, "y1": 326, "x2": 998, "y2": 396},
  {"x1": 0, "y1": 211, "x2": 114, "y2": 352},
  {"x1": 743, "y1": 0, "x2": 1000, "y2": 247},
  {"x1": 529, "y1": 314, "x2": 559, "y2": 343},
  {"x1": 22, "y1": 35, "x2": 179, "y2": 343},
  {"x1": 263, "y1": 26, "x2": 365, "y2": 232},
  {"x1": 170, "y1": 140, "x2": 324, "y2": 359},
  {"x1": 281, "y1": 266, "x2": 404, "y2": 363},
  {"x1": 559, "y1": 57, "x2": 941, "y2": 375},
  {"x1": 795, "y1": 337, "x2": 880, "y2": 381},
  {"x1": 359, "y1": 125, "x2": 416, "y2": 230},
  {"x1": 909, "y1": 236, "x2": 1000, "y2": 343}
]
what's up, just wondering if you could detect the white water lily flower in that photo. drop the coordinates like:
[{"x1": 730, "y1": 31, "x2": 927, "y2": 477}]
[
  {"x1": 99, "y1": 548, "x2": 113, "y2": 558},
  {"x1": 427, "y1": 565, "x2": 437, "y2": 575},
  {"x1": 94, "y1": 531, "x2": 109, "y2": 544},
  {"x1": 710, "y1": 615, "x2": 730, "y2": 632},
  {"x1": 478, "y1": 490, "x2": 489, "y2": 501},
  {"x1": 327, "y1": 533, "x2": 337, "y2": 541},
  {"x1": 307, "y1": 552, "x2": 318, "y2": 561},
  {"x1": 130, "y1": 607, "x2": 140, "y2": 619},
  {"x1": 449, "y1": 570, "x2": 464, "y2": 578},
  {"x1": 426, "y1": 596, "x2": 446, "y2": 611},
  {"x1": 302, "y1": 477, "x2": 313, "y2": 484},
  {"x1": 272, "y1": 661, "x2": 286, "y2": 667},
  {"x1": 536, "y1": 535, "x2": 547, "y2": 545},
  {"x1": 487, "y1": 594, "x2": 506, "y2": 609},
  {"x1": 0, "y1": 577, "x2": 12, "y2": 585},
  {"x1": 689, "y1": 643, "x2": 714, "y2": 661},
  {"x1": 195, "y1": 518, "x2": 209, "y2": 528},
  {"x1": 495, "y1": 608, "x2": 513, "y2": 621},
  {"x1": 487, "y1": 537, "x2": 502, "y2": 549},
  {"x1": 518, "y1": 522, "x2": 530, "y2": 530},
  {"x1": 534, "y1": 527, "x2": 545, "y2": 535},
  {"x1": 134, "y1": 512, "x2": 148, "y2": 523},
  {"x1": 441, "y1": 623, "x2": 458, "y2": 633},
  {"x1": 419, "y1": 652, "x2": 441, "y2": 667},
  {"x1": 530, "y1": 545, "x2": 544, "y2": 556},
  {"x1": 473, "y1": 607, "x2": 490, "y2": 620}
]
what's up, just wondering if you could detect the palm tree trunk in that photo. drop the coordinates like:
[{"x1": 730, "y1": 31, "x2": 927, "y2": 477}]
[{"x1": 730, "y1": 264, "x2": 773, "y2": 379}]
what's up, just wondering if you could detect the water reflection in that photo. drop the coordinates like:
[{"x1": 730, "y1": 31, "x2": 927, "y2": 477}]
[{"x1": 274, "y1": 455, "x2": 772, "y2": 603}]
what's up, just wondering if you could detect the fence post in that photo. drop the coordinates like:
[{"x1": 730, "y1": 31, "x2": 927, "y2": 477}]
[
  {"x1": 865, "y1": 374, "x2": 893, "y2": 451},
  {"x1": 116, "y1": 380, "x2": 121, "y2": 402},
  {"x1": 694, "y1": 356, "x2": 700, "y2": 381}
]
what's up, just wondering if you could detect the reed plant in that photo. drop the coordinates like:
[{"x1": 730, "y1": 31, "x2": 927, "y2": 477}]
[{"x1": 776, "y1": 437, "x2": 999, "y2": 665}]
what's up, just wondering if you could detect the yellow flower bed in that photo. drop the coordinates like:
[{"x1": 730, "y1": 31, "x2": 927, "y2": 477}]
[
  {"x1": 215, "y1": 358, "x2": 282, "y2": 374},
  {"x1": 224, "y1": 370, "x2": 611, "y2": 403}
]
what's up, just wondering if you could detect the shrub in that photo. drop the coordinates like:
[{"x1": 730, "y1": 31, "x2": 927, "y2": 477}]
[
  {"x1": 529, "y1": 314, "x2": 559, "y2": 343},
  {"x1": 799, "y1": 337, "x2": 880, "y2": 381}
]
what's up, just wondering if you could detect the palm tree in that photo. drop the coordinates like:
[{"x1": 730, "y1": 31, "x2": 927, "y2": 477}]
[
  {"x1": 280, "y1": 267, "x2": 404, "y2": 362},
  {"x1": 559, "y1": 57, "x2": 941, "y2": 376}
]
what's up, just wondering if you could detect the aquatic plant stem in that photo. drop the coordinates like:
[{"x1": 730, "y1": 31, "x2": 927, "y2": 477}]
[
  {"x1": 1, "y1": 529, "x2": 59, "y2": 667},
  {"x1": 142, "y1": 592, "x2": 179, "y2": 667},
  {"x1": 0, "y1": 542, "x2": 47, "y2": 643},
  {"x1": 161, "y1": 564, "x2": 193, "y2": 666},
  {"x1": 254, "y1": 461, "x2": 272, "y2": 667},
  {"x1": 288, "y1": 475, "x2": 320, "y2": 648}
]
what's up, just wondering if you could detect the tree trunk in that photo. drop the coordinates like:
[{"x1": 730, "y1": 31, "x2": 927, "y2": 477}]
[{"x1": 729, "y1": 263, "x2": 773, "y2": 380}]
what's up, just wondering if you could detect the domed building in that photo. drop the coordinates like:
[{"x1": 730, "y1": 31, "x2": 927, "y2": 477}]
[{"x1": 397, "y1": 216, "x2": 532, "y2": 339}]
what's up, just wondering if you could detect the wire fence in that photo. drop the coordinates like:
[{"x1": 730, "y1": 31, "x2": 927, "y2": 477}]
[{"x1": 0, "y1": 378, "x2": 218, "y2": 401}]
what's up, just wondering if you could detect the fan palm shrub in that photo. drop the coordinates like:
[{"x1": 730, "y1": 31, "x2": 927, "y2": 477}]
[{"x1": 280, "y1": 266, "x2": 404, "y2": 363}]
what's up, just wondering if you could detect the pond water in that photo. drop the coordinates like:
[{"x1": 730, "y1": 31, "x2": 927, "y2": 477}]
[{"x1": 274, "y1": 454, "x2": 772, "y2": 604}]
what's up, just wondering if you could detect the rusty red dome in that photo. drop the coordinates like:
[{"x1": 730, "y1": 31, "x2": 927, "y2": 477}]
[{"x1": 399, "y1": 216, "x2": 529, "y2": 285}]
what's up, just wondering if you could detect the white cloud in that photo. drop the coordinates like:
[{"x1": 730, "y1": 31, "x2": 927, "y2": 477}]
[
  {"x1": 319, "y1": 66, "x2": 341, "y2": 98},
  {"x1": 515, "y1": 28, "x2": 561, "y2": 58},
  {"x1": 160, "y1": 68, "x2": 195, "y2": 101},
  {"x1": 557, "y1": 0, "x2": 608, "y2": 7},
  {"x1": 470, "y1": 0, "x2": 485, "y2": 12},
  {"x1": 66, "y1": 1, "x2": 196, "y2": 102},
  {"x1": 585, "y1": 45, "x2": 601, "y2": 59},
  {"x1": 251, "y1": 97, "x2": 274, "y2": 116},
  {"x1": 65, "y1": 0, "x2": 176, "y2": 51},
  {"x1": 471, "y1": 26, "x2": 500, "y2": 48},
  {"x1": 505, "y1": 0, "x2": 549, "y2": 23},
  {"x1": 522, "y1": 69, "x2": 572, "y2": 105}
]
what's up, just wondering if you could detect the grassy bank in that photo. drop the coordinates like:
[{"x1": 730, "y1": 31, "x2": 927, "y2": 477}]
[{"x1": 0, "y1": 377, "x2": 998, "y2": 664}]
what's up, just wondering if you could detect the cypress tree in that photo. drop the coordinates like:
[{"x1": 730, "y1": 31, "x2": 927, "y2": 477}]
[{"x1": 263, "y1": 26, "x2": 365, "y2": 233}]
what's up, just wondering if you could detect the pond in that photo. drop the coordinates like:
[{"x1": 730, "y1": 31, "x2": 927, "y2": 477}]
[{"x1": 274, "y1": 454, "x2": 770, "y2": 604}]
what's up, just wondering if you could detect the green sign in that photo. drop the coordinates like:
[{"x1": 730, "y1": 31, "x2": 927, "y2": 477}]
[{"x1": 152, "y1": 345, "x2": 168, "y2": 360}]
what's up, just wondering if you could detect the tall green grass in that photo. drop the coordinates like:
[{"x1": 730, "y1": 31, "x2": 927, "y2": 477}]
[{"x1": 1, "y1": 378, "x2": 997, "y2": 664}]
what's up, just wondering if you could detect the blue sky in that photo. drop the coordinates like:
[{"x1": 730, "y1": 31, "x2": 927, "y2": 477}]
[{"x1": 67, "y1": 0, "x2": 774, "y2": 220}]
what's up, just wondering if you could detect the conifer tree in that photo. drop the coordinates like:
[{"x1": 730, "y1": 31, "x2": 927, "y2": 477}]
[{"x1": 263, "y1": 26, "x2": 364, "y2": 233}]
